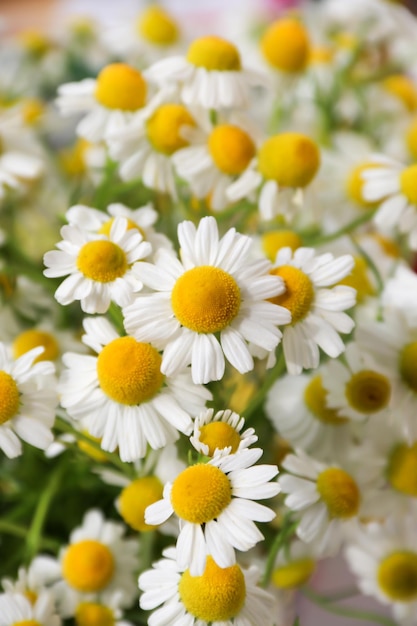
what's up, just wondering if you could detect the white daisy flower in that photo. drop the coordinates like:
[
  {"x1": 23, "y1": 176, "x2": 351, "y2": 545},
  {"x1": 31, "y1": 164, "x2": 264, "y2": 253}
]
[
  {"x1": 382, "y1": 262, "x2": 417, "y2": 327},
  {"x1": 73, "y1": 593, "x2": 134, "y2": 626},
  {"x1": 43, "y1": 216, "x2": 152, "y2": 314},
  {"x1": 139, "y1": 546, "x2": 276, "y2": 626},
  {"x1": 1, "y1": 555, "x2": 61, "y2": 602},
  {"x1": 145, "y1": 448, "x2": 280, "y2": 576},
  {"x1": 59, "y1": 317, "x2": 211, "y2": 462},
  {"x1": 190, "y1": 408, "x2": 257, "y2": 458},
  {"x1": 123, "y1": 216, "x2": 290, "y2": 385},
  {"x1": 144, "y1": 34, "x2": 266, "y2": 110},
  {"x1": 0, "y1": 591, "x2": 61, "y2": 626},
  {"x1": 268, "y1": 246, "x2": 356, "y2": 375},
  {"x1": 0, "y1": 343, "x2": 58, "y2": 458},
  {"x1": 53, "y1": 509, "x2": 138, "y2": 618}
]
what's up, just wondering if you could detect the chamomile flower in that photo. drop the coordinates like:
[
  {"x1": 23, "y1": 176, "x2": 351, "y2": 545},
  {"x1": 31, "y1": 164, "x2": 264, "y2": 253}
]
[
  {"x1": 0, "y1": 343, "x2": 57, "y2": 458},
  {"x1": 260, "y1": 17, "x2": 310, "y2": 76},
  {"x1": 0, "y1": 591, "x2": 61, "y2": 626},
  {"x1": 190, "y1": 408, "x2": 257, "y2": 458},
  {"x1": 59, "y1": 316, "x2": 211, "y2": 462},
  {"x1": 139, "y1": 547, "x2": 275, "y2": 626},
  {"x1": 227, "y1": 132, "x2": 320, "y2": 222},
  {"x1": 272, "y1": 540, "x2": 317, "y2": 591},
  {"x1": 74, "y1": 594, "x2": 133, "y2": 626},
  {"x1": 1, "y1": 556, "x2": 61, "y2": 602},
  {"x1": 53, "y1": 509, "x2": 138, "y2": 618},
  {"x1": 123, "y1": 216, "x2": 290, "y2": 384},
  {"x1": 268, "y1": 246, "x2": 356, "y2": 375},
  {"x1": 145, "y1": 448, "x2": 280, "y2": 575},
  {"x1": 11, "y1": 323, "x2": 86, "y2": 371},
  {"x1": 144, "y1": 35, "x2": 266, "y2": 110},
  {"x1": 43, "y1": 216, "x2": 152, "y2": 314}
]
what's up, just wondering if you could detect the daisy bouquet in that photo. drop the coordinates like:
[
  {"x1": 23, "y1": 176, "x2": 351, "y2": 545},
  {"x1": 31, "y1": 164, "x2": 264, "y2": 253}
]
[{"x1": 2, "y1": 1, "x2": 417, "y2": 625}]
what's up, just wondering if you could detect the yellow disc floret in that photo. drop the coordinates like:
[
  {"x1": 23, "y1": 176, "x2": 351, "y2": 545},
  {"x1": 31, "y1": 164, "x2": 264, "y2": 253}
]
[
  {"x1": 272, "y1": 558, "x2": 315, "y2": 589},
  {"x1": 400, "y1": 164, "x2": 417, "y2": 205},
  {"x1": 383, "y1": 75, "x2": 417, "y2": 112},
  {"x1": 345, "y1": 162, "x2": 382, "y2": 209},
  {"x1": 338, "y1": 256, "x2": 375, "y2": 303},
  {"x1": 75, "y1": 603, "x2": 115, "y2": 626},
  {"x1": 97, "y1": 337, "x2": 163, "y2": 405},
  {"x1": 187, "y1": 36, "x2": 241, "y2": 71},
  {"x1": 14, "y1": 621, "x2": 41, "y2": 626},
  {"x1": 378, "y1": 551, "x2": 417, "y2": 601},
  {"x1": 137, "y1": 6, "x2": 179, "y2": 46},
  {"x1": 304, "y1": 375, "x2": 348, "y2": 425},
  {"x1": 95, "y1": 63, "x2": 147, "y2": 111},
  {"x1": 261, "y1": 18, "x2": 310, "y2": 73},
  {"x1": 269, "y1": 265, "x2": 314, "y2": 325},
  {"x1": 119, "y1": 476, "x2": 164, "y2": 531},
  {"x1": 399, "y1": 341, "x2": 417, "y2": 392},
  {"x1": 179, "y1": 557, "x2": 246, "y2": 621},
  {"x1": 199, "y1": 421, "x2": 241, "y2": 455},
  {"x1": 387, "y1": 443, "x2": 417, "y2": 497},
  {"x1": 99, "y1": 217, "x2": 144, "y2": 237},
  {"x1": 171, "y1": 463, "x2": 232, "y2": 524},
  {"x1": 62, "y1": 540, "x2": 115, "y2": 593},
  {"x1": 258, "y1": 133, "x2": 320, "y2": 188},
  {"x1": 316, "y1": 467, "x2": 360, "y2": 518},
  {"x1": 76, "y1": 240, "x2": 127, "y2": 283},
  {"x1": 19, "y1": 30, "x2": 51, "y2": 57},
  {"x1": 0, "y1": 371, "x2": 20, "y2": 424},
  {"x1": 146, "y1": 103, "x2": 195, "y2": 155},
  {"x1": 406, "y1": 117, "x2": 417, "y2": 160},
  {"x1": 262, "y1": 230, "x2": 302, "y2": 261},
  {"x1": 13, "y1": 329, "x2": 59, "y2": 362},
  {"x1": 208, "y1": 125, "x2": 256, "y2": 175},
  {"x1": 171, "y1": 266, "x2": 241, "y2": 334},
  {"x1": 345, "y1": 370, "x2": 391, "y2": 414}
]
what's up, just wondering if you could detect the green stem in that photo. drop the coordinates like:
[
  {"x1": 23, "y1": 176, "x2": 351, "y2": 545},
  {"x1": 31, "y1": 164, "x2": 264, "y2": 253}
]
[
  {"x1": 0, "y1": 520, "x2": 59, "y2": 552},
  {"x1": 244, "y1": 350, "x2": 286, "y2": 423},
  {"x1": 303, "y1": 210, "x2": 376, "y2": 247},
  {"x1": 108, "y1": 302, "x2": 125, "y2": 335},
  {"x1": 139, "y1": 529, "x2": 156, "y2": 574},
  {"x1": 349, "y1": 235, "x2": 384, "y2": 294},
  {"x1": 261, "y1": 517, "x2": 299, "y2": 588}
]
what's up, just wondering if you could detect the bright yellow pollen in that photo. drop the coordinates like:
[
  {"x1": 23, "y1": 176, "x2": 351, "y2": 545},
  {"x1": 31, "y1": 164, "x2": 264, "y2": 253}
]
[
  {"x1": 0, "y1": 371, "x2": 20, "y2": 424},
  {"x1": 399, "y1": 341, "x2": 417, "y2": 392},
  {"x1": 76, "y1": 240, "x2": 127, "y2": 283},
  {"x1": 187, "y1": 36, "x2": 241, "y2": 71},
  {"x1": 171, "y1": 266, "x2": 241, "y2": 334},
  {"x1": 75, "y1": 602, "x2": 115, "y2": 626},
  {"x1": 119, "y1": 476, "x2": 163, "y2": 531},
  {"x1": 13, "y1": 621, "x2": 41, "y2": 626},
  {"x1": 97, "y1": 337, "x2": 163, "y2": 405},
  {"x1": 262, "y1": 230, "x2": 303, "y2": 261},
  {"x1": 387, "y1": 443, "x2": 417, "y2": 496},
  {"x1": 171, "y1": 463, "x2": 232, "y2": 524},
  {"x1": 304, "y1": 375, "x2": 348, "y2": 425},
  {"x1": 98, "y1": 217, "x2": 144, "y2": 238},
  {"x1": 95, "y1": 63, "x2": 147, "y2": 111},
  {"x1": 272, "y1": 558, "x2": 315, "y2": 589},
  {"x1": 199, "y1": 422, "x2": 241, "y2": 456},
  {"x1": 269, "y1": 265, "x2": 314, "y2": 325},
  {"x1": 378, "y1": 552, "x2": 417, "y2": 601},
  {"x1": 179, "y1": 557, "x2": 246, "y2": 621},
  {"x1": 13, "y1": 329, "x2": 59, "y2": 362},
  {"x1": 137, "y1": 6, "x2": 179, "y2": 46},
  {"x1": 208, "y1": 125, "x2": 256, "y2": 175},
  {"x1": 399, "y1": 164, "x2": 417, "y2": 205},
  {"x1": 338, "y1": 256, "x2": 374, "y2": 303},
  {"x1": 383, "y1": 75, "x2": 417, "y2": 112},
  {"x1": 345, "y1": 370, "x2": 391, "y2": 414},
  {"x1": 62, "y1": 540, "x2": 114, "y2": 593},
  {"x1": 316, "y1": 467, "x2": 360, "y2": 519},
  {"x1": 261, "y1": 18, "x2": 310, "y2": 73},
  {"x1": 406, "y1": 117, "x2": 417, "y2": 160},
  {"x1": 146, "y1": 103, "x2": 195, "y2": 155},
  {"x1": 258, "y1": 133, "x2": 320, "y2": 188},
  {"x1": 346, "y1": 162, "x2": 382, "y2": 208}
]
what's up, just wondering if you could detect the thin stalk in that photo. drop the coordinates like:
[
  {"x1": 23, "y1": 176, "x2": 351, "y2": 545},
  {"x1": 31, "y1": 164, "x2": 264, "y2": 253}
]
[
  {"x1": 244, "y1": 350, "x2": 286, "y2": 423},
  {"x1": 261, "y1": 517, "x2": 299, "y2": 588},
  {"x1": 0, "y1": 520, "x2": 59, "y2": 552},
  {"x1": 303, "y1": 210, "x2": 376, "y2": 247}
]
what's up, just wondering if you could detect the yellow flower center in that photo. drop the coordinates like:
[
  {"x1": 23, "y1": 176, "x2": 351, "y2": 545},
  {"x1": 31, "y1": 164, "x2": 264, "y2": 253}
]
[
  {"x1": 98, "y1": 217, "x2": 145, "y2": 238},
  {"x1": 260, "y1": 18, "x2": 310, "y2": 73},
  {"x1": 383, "y1": 75, "x2": 417, "y2": 112},
  {"x1": 316, "y1": 467, "x2": 360, "y2": 519},
  {"x1": 59, "y1": 138, "x2": 91, "y2": 177},
  {"x1": 262, "y1": 230, "x2": 302, "y2": 261},
  {"x1": 387, "y1": 443, "x2": 417, "y2": 496},
  {"x1": 137, "y1": 6, "x2": 179, "y2": 45},
  {"x1": 269, "y1": 265, "x2": 314, "y2": 325},
  {"x1": 258, "y1": 133, "x2": 320, "y2": 188},
  {"x1": 308, "y1": 45, "x2": 334, "y2": 66},
  {"x1": 19, "y1": 30, "x2": 51, "y2": 57},
  {"x1": 406, "y1": 116, "x2": 417, "y2": 160},
  {"x1": 208, "y1": 125, "x2": 256, "y2": 175},
  {"x1": 76, "y1": 240, "x2": 127, "y2": 283},
  {"x1": 22, "y1": 98, "x2": 44, "y2": 125},
  {"x1": 97, "y1": 337, "x2": 163, "y2": 405},
  {"x1": 378, "y1": 551, "x2": 417, "y2": 601},
  {"x1": 77, "y1": 431, "x2": 108, "y2": 463},
  {"x1": 13, "y1": 622, "x2": 41, "y2": 626},
  {"x1": 0, "y1": 371, "x2": 20, "y2": 424},
  {"x1": 345, "y1": 370, "x2": 391, "y2": 414},
  {"x1": 179, "y1": 557, "x2": 246, "y2": 621},
  {"x1": 24, "y1": 590, "x2": 38, "y2": 604},
  {"x1": 186, "y1": 36, "x2": 241, "y2": 71},
  {"x1": 272, "y1": 558, "x2": 315, "y2": 589},
  {"x1": 338, "y1": 256, "x2": 374, "y2": 303},
  {"x1": 146, "y1": 103, "x2": 195, "y2": 155},
  {"x1": 399, "y1": 341, "x2": 417, "y2": 392},
  {"x1": 399, "y1": 164, "x2": 417, "y2": 205},
  {"x1": 199, "y1": 421, "x2": 241, "y2": 456},
  {"x1": 12, "y1": 329, "x2": 59, "y2": 362},
  {"x1": 171, "y1": 266, "x2": 241, "y2": 334},
  {"x1": 75, "y1": 603, "x2": 115, "y2": 626},
  {"x1": 119, "y1": 476, "x2": 164, "y2": 532},
  {"x1": 304, "y1": 375, "x2": 348, "y2": 425},
  {"x1": 171, "y1": 463, "x2": 232, "y2": 524},
  {"x1": 345, "y1": 162, "x2": 382, "y2": 209},
  {"x1": 62, "y1": 540, "x2": 115, "y2": 593},
  {"x1": 370, "y1": 233, "x2": 401, "y2": 258},
  {"x1": 95, "y1": 63, "x2": 147, "y2": 111}
]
